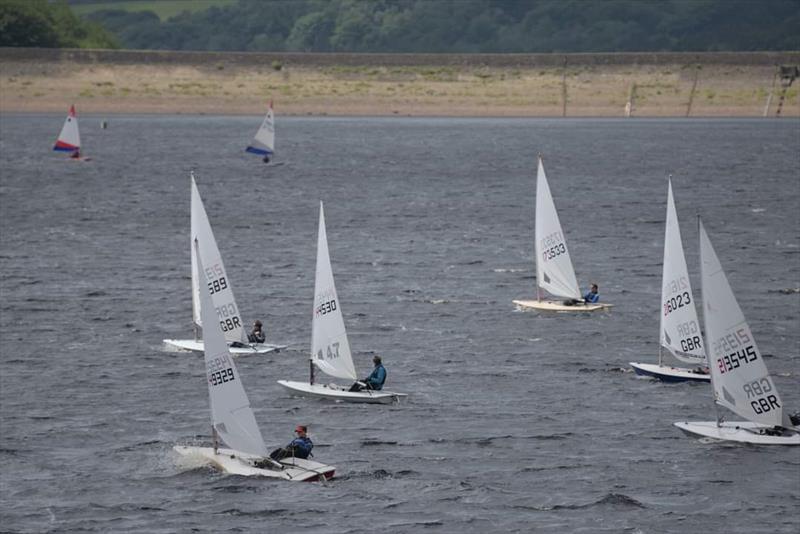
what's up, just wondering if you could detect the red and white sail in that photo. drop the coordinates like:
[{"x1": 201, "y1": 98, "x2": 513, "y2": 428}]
[{"x1": 53, "y1": 105, "x2": 81, "y2": 153}]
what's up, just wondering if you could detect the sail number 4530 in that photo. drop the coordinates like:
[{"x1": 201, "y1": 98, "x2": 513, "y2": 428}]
[{"x1": 315, "y1": 299, "x2": 337, "y2": 316}]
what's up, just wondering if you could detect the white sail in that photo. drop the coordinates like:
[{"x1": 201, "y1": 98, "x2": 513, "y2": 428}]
[
  {"x1": 311, "y1": 202, "x2": 357, "y2": 381},
  {"x1": 53, "y1": 105, "x2": 80, "y2": 152},
  {"x1": 194, "y1": 239, "x2": 267, "y2": 457},
  {"x1": 190, "y1": 175, "x2": 247, "y2": 344},
  {"x1": 534, "y1": 156, "x2": 581, "y2": 300},
  {"x1": 245, "y1": 100, "x2": 275, "y2": 157},
  {"x1": 660, "y1": 180, "x2": 706, "y2": 364},
  {"x1": 699, "y1": 220, "x2": 789, "y2": 427}
]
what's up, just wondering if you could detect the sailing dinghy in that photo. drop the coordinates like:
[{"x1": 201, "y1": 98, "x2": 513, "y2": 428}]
[
  {"x1": 174, "y1": 239, "x2": 336, "y2": 480},
  {"x1": 163, "y1": 174, "x2": 286, "y2": 355},
  {"x1": 246, "y1": 100, "x2": 275, "y2": 163},
  {"x1": 673, "y1": 219, "x2": 799, "y2": 445},
  {"x1": 53, "y1": 105, "x2": 90, "y2": 161},
  {"x1": 630, "y1": 179, "x2": 710, "y2": 383},
  {"x1": 278, "y1": 203, "x2": 407, "y2": 404},
  {"x1": 512, "y1": 156, "x2": 612, "y2": 312}
]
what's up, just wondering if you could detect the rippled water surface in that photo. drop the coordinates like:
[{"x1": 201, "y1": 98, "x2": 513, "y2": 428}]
[{"x1": 1, "y1": 115, "x2": 799, "y2": 533}]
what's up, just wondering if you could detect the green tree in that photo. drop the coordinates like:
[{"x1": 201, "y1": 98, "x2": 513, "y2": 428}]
[
  {"x1": 0, "y1": 0, "x2": 60, "y2": 47},
  {"x1": 0, "y1": 0, "x2": 116, "y2": 48}
]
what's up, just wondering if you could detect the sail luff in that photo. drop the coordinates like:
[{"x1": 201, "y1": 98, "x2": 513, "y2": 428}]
[
  {"x1": 53, "y1": 105, "x2": 81, "y2": 152},
  {"x1": 194, "y1": 239, "x2": 267, "y2": 457},
  {"x1": 246, "y1": 100, "x2": 275, "y2": 156},
  {"x1": 190, "y1": 175, "x2": 247, "y2": 344},
  {"x1": 310, "y1": 202, "x2": 358, "y2": 381},
  {"x1": 698, "y1": 219, "x2": 786, "y2": 427},
  {"x1": 533, "y1": 156, "x2": 581, "y2": 300},
  {"x1": 659, "y1": 180, "x2": 706, "y2": 364}
]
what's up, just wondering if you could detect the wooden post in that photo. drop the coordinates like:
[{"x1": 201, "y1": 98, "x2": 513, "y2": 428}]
[
  {"x1": 625, "y1": 83, "x2": 636, "y2": 117},
  {"x1": 686, "y1": 65, "x2": 700, "y2": 117},
  {"x1": 763, "y1": 67, "x2": 779, "y2": 117},
  {"x1": 561, "y1": 57, "x2": 568, "y2": 117}
]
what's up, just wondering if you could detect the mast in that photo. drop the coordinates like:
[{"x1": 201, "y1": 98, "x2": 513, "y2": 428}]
[{"x1": 535, "y1": 153, "x2": 542, "y2": 302}]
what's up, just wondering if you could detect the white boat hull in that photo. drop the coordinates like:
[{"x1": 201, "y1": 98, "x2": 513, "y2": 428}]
[
  {"x1": 277, "y1": 380, "x2": 407, "y2": 404},
  {"x1": 674, "y1": 421, "x2": 800, "y2": 445},
  {"x1": 512, "y1": 299, "x2": 612, "y2": 312},
  {"x1": 173, "y1": 445, "x2": 335, "y2": 480},
  {"x1": 629, "y1": 362, "x2": 710, "y2": 383},
  {"x1": 163, "y1": 338, "x2": 286, "y2": 355}
]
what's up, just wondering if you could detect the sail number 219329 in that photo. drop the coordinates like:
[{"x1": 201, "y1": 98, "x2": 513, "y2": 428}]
[{"x1": 206, "y1": 354, "x2": 236, "y2": 387}]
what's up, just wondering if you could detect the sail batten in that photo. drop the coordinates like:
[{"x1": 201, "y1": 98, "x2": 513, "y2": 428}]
[
  {"x1": 311, "y1": 203, "x2": 358, "y2": 381},
  {"x1": 534, "y1": 157, "x2": 581, "y2": 300},
  {"x1": 699, "y1": 220, "x2": 787, "y2": 428}
]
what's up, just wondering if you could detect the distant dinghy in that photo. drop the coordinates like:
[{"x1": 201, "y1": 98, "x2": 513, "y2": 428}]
[
  {"x1": 673, "y1": 220, "x2": 799, "y2": 445},
  {"x1": 630, "y1": 179, "x2": 710, "y2": 383},
  {"x1": 246, "y1": 100, "x2": 275, "y2": 163},
  {"x1": 173, "y1": 239, "x2": 336, "y2": 480},
  {"x1": 278, "y1": 203, "x2": 407, "y2": 404},
  {"x1": 54, "y1": 105, "x2": 90, "y2": 161},
  {"x1": 163, "y1": 173, "x2": 286, "y2": 355},
  {"x1": 512, "y1": 155, "x2": 612, "y2": 312}
]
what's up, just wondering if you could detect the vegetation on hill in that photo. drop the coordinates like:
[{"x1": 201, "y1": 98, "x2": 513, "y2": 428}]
[
  {"x1": 2, "y1": 0, "x2": 798, "y2": 53},
  {"x1": 69, "y1": 0, "x2": 236, "y2": 22},
  {"x1": 0, "y1": 0, "x2": 117, "y2": 48}
]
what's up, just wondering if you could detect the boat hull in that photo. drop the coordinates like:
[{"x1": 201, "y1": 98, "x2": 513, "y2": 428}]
[
  {"x1": 629, "y1": 362, "x2": 710, "y2": 383},
  {"x1": 673, "y1": 421, "x2": 800, "y2": 445},
  {"x1": 173, "y1": 446, "x2": 335, "y2": 480},
  {"x1": 512, "y1": 299, "x2": 612, "y2": 312},
  {"x1": 277, "y1": 380, "x2": 406, "y2": 404},
  {"x1": 163, "y1": 338, "x2": 286, "y2": 355}
]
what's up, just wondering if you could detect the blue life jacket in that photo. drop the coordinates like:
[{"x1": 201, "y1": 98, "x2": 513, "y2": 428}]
[
  {"x1": 584, "y1": 290, "x2": 599, "y2": 303},
  {"x1": 365, "y1": 364, "x2": 387, "y2": 390},
  {"x1": 288, "y1": 436, "x2": 313, "y2": 459}
]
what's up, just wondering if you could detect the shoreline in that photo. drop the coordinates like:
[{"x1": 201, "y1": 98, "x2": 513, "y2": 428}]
[{"x1": 1, "y1": 48, "x2": 798, "y2": 117}]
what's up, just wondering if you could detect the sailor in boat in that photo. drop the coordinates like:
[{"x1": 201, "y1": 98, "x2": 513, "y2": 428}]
[
  {"x1": 229, "y1": 319, "x2": 266, "y2": 348},
  {"x1": 583, "y1": 283, "x2": 599, "y2": 304},
  {"x1": 349, "y1": 355, "x2": 387, "y2": 392},
  {"x1": 247, "y1": 320, "x2": 266, "y2": 343},
  {"x1": 70, "y1": 149, "x2": 81, "y2": 159},
  {"x1": 262, "y1": 155, "x2": 270, "y2": 164},
  {"x1": 563, "y1": 283, "x2": 600, "y2": 306},
  {"x1": 258, "y1": 425, "x2": 314, "y2": 466}
]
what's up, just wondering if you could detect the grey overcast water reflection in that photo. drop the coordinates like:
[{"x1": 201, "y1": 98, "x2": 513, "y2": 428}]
[{"x1": 1, "y1": 115, "x2": 799, "y2": 533}]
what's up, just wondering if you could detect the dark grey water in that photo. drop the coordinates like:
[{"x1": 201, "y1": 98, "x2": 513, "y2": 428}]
[{"x1": 1, "y1": 114, "x2": 798, "y2": 533}]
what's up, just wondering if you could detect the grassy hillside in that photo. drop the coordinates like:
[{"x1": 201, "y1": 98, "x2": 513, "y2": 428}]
[
  {"x1": 71, "y1": 0, "x2": 236, "y2": 21},
  {"x1": 1, "y1": 49, "x2": 797, "y2": 117}
]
